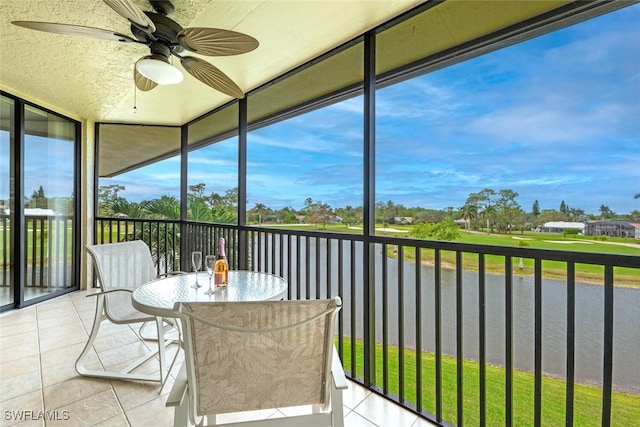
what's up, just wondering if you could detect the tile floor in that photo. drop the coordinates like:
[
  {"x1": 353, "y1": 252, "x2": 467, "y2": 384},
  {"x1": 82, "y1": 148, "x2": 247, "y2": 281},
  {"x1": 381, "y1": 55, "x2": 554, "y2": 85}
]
[{"x1": 0, "y1": 290, "x2": 436, "y2": 427}]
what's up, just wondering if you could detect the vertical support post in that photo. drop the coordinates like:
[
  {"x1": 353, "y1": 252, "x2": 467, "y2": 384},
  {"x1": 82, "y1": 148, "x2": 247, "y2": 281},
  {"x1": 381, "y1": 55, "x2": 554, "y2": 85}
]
[
  {"x1": 238, "y1": 98, "x2": 249, "y2": 270},
  {"x1": 362, "y1": 30, "x2": 376, "y2": 388},
  {"x1": 180, "y1": 125, "x2": 188, "y2": 272},
  {"x1": 14, "y1": 100, "x2": 25, "y2": 307}
]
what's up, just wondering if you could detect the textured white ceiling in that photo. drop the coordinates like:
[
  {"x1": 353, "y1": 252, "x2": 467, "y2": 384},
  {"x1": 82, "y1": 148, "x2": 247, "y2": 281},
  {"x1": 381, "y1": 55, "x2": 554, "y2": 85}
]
[{"x1": 0, "y1": 0, "x2": 425, "y2": 125}]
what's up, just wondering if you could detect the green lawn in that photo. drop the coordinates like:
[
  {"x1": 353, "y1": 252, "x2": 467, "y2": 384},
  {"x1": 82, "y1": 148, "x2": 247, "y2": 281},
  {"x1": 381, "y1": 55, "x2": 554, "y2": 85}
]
[
  {"x1": 270, "y1": 223, "x2": 640, "y2": 287},
  {"x1": 341, "y1": 338, "x2": 640, "y2": 426}
]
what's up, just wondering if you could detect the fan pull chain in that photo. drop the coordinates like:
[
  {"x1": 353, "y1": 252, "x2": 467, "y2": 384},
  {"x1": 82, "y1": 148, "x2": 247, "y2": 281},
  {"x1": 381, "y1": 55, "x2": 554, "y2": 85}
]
[{"x1": 133, "y1": 84, "x2": 138, "y2": 114}]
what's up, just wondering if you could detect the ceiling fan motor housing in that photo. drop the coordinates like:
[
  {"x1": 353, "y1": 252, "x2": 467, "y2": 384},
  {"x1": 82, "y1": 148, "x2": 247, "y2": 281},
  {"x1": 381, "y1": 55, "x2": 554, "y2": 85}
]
[
  {"x1": 150, "y1": 0, "x2": 175, "y2": 16},
  {"x1": 131, "y1": 12, "x2": 184, "y2": 54}
]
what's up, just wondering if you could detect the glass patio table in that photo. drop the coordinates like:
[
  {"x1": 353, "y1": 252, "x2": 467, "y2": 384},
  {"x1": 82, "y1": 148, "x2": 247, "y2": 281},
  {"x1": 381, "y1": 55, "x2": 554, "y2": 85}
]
[{"x1": 132, "y1": 270, "x2": 288, "y2": 318}]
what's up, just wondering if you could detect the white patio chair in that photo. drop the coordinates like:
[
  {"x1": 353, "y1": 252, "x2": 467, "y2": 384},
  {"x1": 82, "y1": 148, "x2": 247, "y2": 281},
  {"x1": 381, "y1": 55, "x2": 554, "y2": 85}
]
[
  {"x1": 167, "y1": 297, "x2": 347, "y2": 427},
  {"x1": 76, "y1": 240, "x2": 178, "y2": 383}
]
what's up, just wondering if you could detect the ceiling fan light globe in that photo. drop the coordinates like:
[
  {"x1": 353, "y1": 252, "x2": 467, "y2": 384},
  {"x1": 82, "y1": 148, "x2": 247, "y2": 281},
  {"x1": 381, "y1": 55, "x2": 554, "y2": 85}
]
[{"x1": 135, "y1": 57, "x2": 183, "y2": 85}]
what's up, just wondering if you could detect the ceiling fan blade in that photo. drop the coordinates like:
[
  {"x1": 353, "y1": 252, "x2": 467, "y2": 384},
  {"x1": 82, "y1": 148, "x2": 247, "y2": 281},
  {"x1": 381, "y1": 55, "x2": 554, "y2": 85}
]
[
  {"x1": 180, "y1": 56, "x2": 244, "y2": 98},
  {"x1": 103, "y1": 0, "x2": 156, "y2": 33},
  {"x1": 178, "y1": 28, "x2": 259, "y2": 56},
  {"x1": 11, "y1": 21, "x2": 138, "y2": 43},
  {"x1": 134, "y1": 66, "x2": 158, "y2": 92}
]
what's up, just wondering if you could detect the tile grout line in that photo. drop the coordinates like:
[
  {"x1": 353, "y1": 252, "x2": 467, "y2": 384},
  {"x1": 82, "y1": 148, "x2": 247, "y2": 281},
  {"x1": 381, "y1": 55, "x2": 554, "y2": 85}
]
[{"x1": 35, "y1": 302, "x2": 46, "y2": 427}]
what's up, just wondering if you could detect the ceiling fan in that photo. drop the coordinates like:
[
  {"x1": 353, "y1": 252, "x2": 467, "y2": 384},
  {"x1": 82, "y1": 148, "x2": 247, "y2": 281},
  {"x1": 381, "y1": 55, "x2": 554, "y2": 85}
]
[{"x1": 12, "y1": 0, "x2": 258, "y2": 98}]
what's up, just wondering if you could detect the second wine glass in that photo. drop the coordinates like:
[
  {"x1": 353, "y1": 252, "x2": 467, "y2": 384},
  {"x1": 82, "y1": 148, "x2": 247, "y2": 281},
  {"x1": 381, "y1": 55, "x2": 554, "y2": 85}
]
[
  {"x1": 191, "y1": 251, "x2": 202, "y2": 289},
  {"x1": 204, "y1": 255, "x2": 216, "y2": 295}
]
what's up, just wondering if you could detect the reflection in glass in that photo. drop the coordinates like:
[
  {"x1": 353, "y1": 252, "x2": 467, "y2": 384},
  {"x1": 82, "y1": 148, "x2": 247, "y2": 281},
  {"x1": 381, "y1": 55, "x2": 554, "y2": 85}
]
[
  {"x1": 23, "y1": 105, "x2": 76, "y2": 301},
  {"x1": 0, "y1": 96, "x2": 14, "y2": 306}
]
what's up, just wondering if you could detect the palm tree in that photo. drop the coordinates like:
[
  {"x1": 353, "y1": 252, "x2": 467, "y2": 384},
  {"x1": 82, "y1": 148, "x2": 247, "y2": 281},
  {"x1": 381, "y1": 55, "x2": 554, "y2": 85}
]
[
  {"x1": 144, "y1": 195, "x2": 180, "y2": 219},
  {"x1": 105, "y1": 199, "x2": 146, "y2": 218},
  {"x1": 460, "y1": 203, "x2": 477, "y2": 231},
  {"x1": 481, "y1": 204, "x2": 497, "y2": 234}
]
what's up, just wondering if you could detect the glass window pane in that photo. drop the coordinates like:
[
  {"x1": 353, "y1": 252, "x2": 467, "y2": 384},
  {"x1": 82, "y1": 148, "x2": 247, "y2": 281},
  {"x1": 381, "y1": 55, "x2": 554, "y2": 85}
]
[
  {"x1": 247, "y1": 98, "x2": 363, "y2": 230},
  {"x1": 23, "y1": 105, "x2": 76, "y2": 301},
  {"x1": 187, "y1": 136, "x2": 238, "y2": 224},
  {"x1": 97, "y1": 124, "x2": 181, "y2": 220},
  {"x1": 98, "y1": 156, "x2": 181, "y2": 219},
  {"x1": 0, "y1": 95, "x2": 14, "y2": 306},
  {"x1": 376, "y1": 5, "x2": 640, "y2": 236}
]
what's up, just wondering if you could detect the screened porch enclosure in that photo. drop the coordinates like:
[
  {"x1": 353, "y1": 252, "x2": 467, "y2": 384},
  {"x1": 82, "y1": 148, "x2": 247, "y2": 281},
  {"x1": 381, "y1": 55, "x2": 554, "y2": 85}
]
[{"x1": 1, "y1": 0, "x2": 638, "y2": 425}]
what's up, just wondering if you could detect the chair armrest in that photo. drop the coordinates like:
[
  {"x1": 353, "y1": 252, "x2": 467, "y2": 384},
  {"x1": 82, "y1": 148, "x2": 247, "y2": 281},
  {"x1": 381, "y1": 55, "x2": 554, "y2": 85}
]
[
  {"x1": 85, "y1": 288, "x2": 134, "y2": 298},
  {"x1": 166, "y1": 362, "x2": 188, "y2": 407},
  {"x1": 331, "y1": 346, "x2": 348, "y2": 390}
]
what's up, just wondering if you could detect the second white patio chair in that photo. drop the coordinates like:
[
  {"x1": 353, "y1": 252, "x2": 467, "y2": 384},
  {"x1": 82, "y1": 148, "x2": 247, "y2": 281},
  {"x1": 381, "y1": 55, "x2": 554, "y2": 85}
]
[
  {"x1": 76, "y1": 240, "x2": 178, "y2": 383},
  {"x1": 168, "y1": 297, "x2": 347, "y2": 427}
]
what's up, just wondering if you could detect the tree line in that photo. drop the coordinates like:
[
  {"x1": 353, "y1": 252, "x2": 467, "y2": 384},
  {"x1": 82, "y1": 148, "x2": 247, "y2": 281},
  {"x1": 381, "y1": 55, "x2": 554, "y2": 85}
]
[{"x1": 97, "y1": 184, "x2": 640, "y2": 233}]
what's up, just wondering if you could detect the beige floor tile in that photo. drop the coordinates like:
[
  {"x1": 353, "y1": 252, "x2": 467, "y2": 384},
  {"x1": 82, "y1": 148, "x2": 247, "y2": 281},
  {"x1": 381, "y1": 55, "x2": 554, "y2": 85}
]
[
  {"x1": 353, "y1": 392, "x2": 418, "y2": 427},
  {"x1": 110, "y1": 378, "x2": 166, "y2": 411},
  {"x1": 0, "y1": 390, "x2": 44, "y2": 423},
  {"x1": 0, "y1": 309, "x2": 37, "y2": 334},
  {"x1": 125, "y1": 395, "x2": 175, "y2": 427},
  {"x1": 92, "y1": 413, "x2": 129, "y2": 427},
  {"x1": 38, "y1": 324, "x2": 88, "y2": 353},
  {"x1": 41, "y1": 353, "x2": 100, "y2": 387},
  {"x1": 40, "y1": 342, "x2": 87, "y2": 369},
  {"x1": 2, "y1": 415, "x2": 45, "y2": 427},
  {"x1": 43, "y1": 376, "x2": 111, "y2": 411},
  {"x1": 36, "y1": 313, "x2": 81, "y2": 330},
  {"x1": 1, "y1": 290, "x2": 426, "y2": 426},
  {"x1": 45, "y1": 389, "x2": 122, "y2": 427},
  {"x1": 0, "y1": 321, "x2": 38, "y2": 340},
  {"x1": 411, "y1": 415, "x2": 438, "y2": 426},
  {"x1": 73, "y1": 303, "x2": 97, "y2": 319},
  {"x1": 93, "y1": 329, "x2": 144, "y2": 353},
  {"x1": 344, "y1": 410, "x2": 379, "y2": 427},
  {"x1": 0, "y1": 331, "x2": 40, "y2": 363},
  {"x1": 91, "y1": 321, "x2": 137, "y2": 339},
  {"x1": 35, "y1": 295, "x2": 72, "y2": 310},
  {"x1": 0, "y1": 354, "x2": 40, "y2": 379},
  {"x1": 343, "y1": 381, "x2": 371, "y2": 410},
  {"x1": 99, "y1": 341, "x2": 158, "y2": 372},
  {"x1": 36, "y1": 302, "x2": 76, "y2": 317},
  {"x1": 0, "y1": 369, "x2": 42, "y2": 402}
]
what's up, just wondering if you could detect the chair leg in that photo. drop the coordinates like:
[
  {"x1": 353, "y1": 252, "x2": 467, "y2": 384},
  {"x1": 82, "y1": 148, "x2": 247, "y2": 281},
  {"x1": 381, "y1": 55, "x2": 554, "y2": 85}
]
[
  {"x1": 75, "y1": 294, "x2": 105, "y2": 377},
  {"x1": 75, "y1": 294, "x2": 164, "y2": 382},
  {"x1": 330, "y1": 378, "x2": 345, "y2": 427},
  {"x1": 156, "y1": 316, "x2": 168, "y2": 383}
]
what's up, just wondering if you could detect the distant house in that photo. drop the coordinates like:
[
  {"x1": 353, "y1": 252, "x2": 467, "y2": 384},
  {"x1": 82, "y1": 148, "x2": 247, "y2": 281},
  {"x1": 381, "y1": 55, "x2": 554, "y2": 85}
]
[
  {"x1": 393, "y1": 217, "x2": 414, "y2": 224},
  {"x1": 4, "y1": 208, "x2": 56, "y2": 216},
  {"x1": 538, "y1": 221, "x2": 585, "y2": 233},
  {"x1": 584, "y1": 221, "x2": 640, "y2": 239}
]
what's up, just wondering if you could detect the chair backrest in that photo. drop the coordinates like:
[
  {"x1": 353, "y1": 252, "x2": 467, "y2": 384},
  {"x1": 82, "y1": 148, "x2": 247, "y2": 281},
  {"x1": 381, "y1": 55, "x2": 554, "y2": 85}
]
[
  {"x1": 177, "y1": 297, "x2": 342, "y2": 418},
  {"x1": 86, "y1": 240, "x2": 157, "y2": 322}
]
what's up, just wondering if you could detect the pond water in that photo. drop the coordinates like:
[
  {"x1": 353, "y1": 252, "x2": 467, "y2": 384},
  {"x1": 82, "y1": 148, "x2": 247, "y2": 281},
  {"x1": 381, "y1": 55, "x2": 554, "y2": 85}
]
[{"x1": 258, "y1": 235, "x2": 640, "y2": 393}]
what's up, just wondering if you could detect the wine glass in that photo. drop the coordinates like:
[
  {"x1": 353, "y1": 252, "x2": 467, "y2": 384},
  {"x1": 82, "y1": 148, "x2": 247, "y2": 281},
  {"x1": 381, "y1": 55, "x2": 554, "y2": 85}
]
[
  {"x1": 191, "y1": 251, "x2": 202, "y2": 289},
  {"x1": 204, "y1": 255, "x2": 216, "y2": 295}
]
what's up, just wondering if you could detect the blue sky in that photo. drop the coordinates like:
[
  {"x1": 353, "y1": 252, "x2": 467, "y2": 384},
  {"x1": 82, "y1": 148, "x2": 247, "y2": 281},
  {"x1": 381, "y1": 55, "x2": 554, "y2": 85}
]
[{"x1": 11, "y1": 3, "x2": 638, "y2": 216}]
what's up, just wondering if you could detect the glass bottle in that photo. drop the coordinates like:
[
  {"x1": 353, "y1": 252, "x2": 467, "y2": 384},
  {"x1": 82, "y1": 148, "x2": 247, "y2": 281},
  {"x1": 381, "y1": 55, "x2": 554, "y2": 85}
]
[{"x1": 214, "y1": 237, "x2": 229, "y2": 286}]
